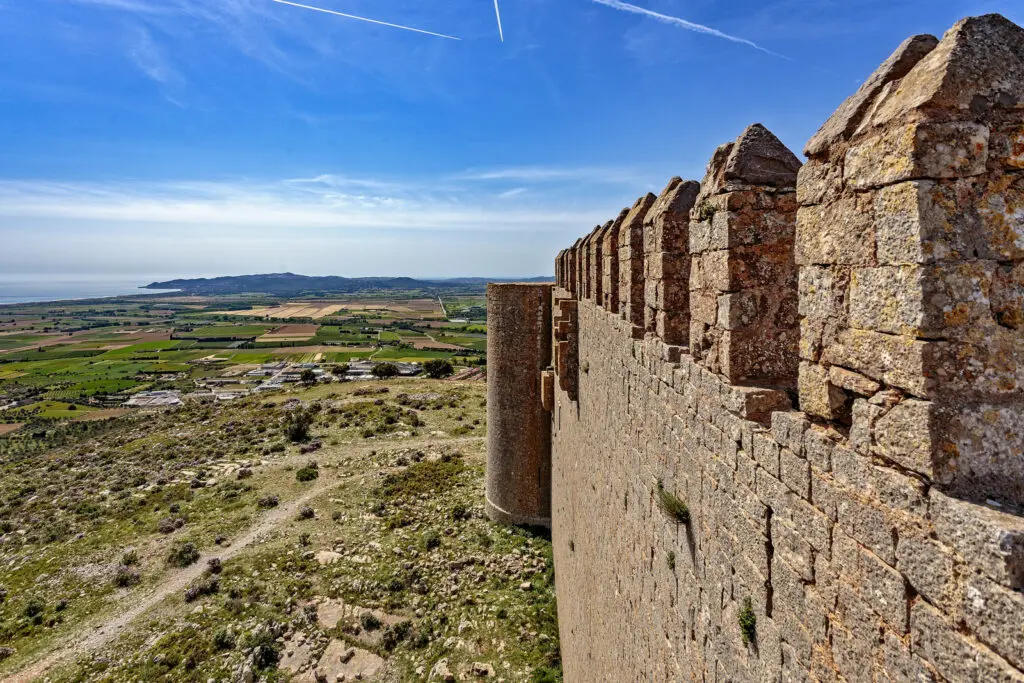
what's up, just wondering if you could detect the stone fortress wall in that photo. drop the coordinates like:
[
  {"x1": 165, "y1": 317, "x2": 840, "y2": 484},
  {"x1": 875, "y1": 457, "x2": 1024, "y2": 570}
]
[{"x1": 486, "y1": 14, "x2": 1024, "y2": 683}]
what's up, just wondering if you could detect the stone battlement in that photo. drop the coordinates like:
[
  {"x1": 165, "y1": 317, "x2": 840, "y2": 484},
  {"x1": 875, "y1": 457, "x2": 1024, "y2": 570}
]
[{"x1": 487, "y1": 13, "x2": 1024, "y2": 683}]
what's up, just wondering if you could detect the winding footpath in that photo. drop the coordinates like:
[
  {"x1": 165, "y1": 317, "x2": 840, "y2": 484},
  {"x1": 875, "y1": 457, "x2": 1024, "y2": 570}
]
[
  {"x1": 3, "y1": 434, "x2": 485, "y2": 683},
  {"x1": 3, "y1": 479, "x2": 337, "y2": 683}
]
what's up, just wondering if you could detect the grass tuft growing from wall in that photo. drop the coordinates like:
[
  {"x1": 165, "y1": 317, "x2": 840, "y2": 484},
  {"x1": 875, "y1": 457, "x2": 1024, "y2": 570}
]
[{"x1": 655, "y1": 480, "x2": 690, "y2": 525}]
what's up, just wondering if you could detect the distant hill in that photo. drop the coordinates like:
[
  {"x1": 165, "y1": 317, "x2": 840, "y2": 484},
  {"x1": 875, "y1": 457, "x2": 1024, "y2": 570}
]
[{"x1": 143, "y1": 273, "x2": 553, "y2": 296}]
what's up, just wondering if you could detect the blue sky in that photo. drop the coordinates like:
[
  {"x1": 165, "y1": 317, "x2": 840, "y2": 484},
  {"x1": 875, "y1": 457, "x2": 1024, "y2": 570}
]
[{"x1": 0, "y1": 0, "x2": 1018, "y2": 281}]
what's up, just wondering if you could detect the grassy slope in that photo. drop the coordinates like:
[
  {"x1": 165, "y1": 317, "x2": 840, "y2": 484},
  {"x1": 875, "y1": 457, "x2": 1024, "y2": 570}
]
[{"x1": 0, "y1": 379, "x2": 560, "y2": 682}]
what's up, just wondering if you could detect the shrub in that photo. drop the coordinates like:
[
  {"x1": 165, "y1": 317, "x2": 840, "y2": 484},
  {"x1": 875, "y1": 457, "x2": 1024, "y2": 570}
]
[
  {"x1": 295, "y1": 461, "x2": 319, "y2": 482},
  {"x1": 450, "y1": 502, "x2": 470, "y2": 521},
  {"x1": 739, "y1": 596, "x2": 757, "y2": 645},
  {"x1": 206, "y1": 557, "x2": 222, "y2": 574},
  {"x1": 167, "y1": 541, "x2": 201, "y2": 568},
  {"x1": 371, "y1": 363, "x2": 399, "y2": 379},
  {"x1": 360, "y1": 612, "x2": 382, "y2": 632},
  {"x1": 157, "y1": 517, "x2": 185, "y2": 534},
  {"x1": 297, "y1": 506, "x2": 315, "y2": 520},
  {"x1": 530, "y1": 666, "x2": 563, "y2": 683},
  {"x1": 655, "y1": 481, "x2": 690, "y2": 524},
  {"x1": 284, "y1": 409, "x2": 312, "y2": 443},
  {"x1": 423, "y1": 359, "x2": 454, "y2": 379},
  {"x1": 184, "y1": 576, "x2": 219, "y2": 602},
  {"x1": 23, "y1": 596, "x2": 44, "y2": 619},
  {"x1": 381, "y1": 620, "x2": 412, "y2": 651},
  {"x1": 237, "y1": 467, "x2": 253, "y2": 480},
  {"x1": 113, "y1": 565, "x2": 141, "y2": 588},
  {"x1": 121, "y1": 549, "x2": 140, "y2": 566},
  {"x1": 244, "y1": 626, "x2": 282, "y2": 670},
  {"x1": 257, "y1": 494, "x2": 280, "y2": 509},
  {"x1": 423, "y1": 530, "x2": 441, "y2": 551},
  {"x1": 299, "y1": 369, "x2": 317, "y2": 385},
  {"x1": 212, "y1": 628, "x2": 236, "y2": 651},
  {"x1": 330, "y1": 364, "x2": 350, "y2": 376}
]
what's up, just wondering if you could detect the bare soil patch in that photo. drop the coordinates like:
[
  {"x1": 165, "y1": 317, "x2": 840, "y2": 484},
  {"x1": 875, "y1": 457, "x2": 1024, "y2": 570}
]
[
  {"x1": 0, "y1": 424, "x2": 23, "y2": 436},
  {"x1": 406, "y1": 338, "x2": 464, "y2": 350},
  {"x1": 258, "y1": 324, "x2": 319, "y2": 342}
]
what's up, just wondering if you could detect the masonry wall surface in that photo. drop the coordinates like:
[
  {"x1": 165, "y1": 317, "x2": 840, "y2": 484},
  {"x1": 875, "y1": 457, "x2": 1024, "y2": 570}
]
[
  {"x1": 551, "y1": 295, "x2": 1024, "y2": 683},
  {"x1": 485, "y1": 12, "x2": 1024, "y2": 683}
]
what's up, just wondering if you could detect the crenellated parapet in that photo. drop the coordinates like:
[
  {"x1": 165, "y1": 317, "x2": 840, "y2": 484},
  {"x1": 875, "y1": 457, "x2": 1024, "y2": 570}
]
[{"x1": 487, "y1": 12, "x2": 1024, "y2": 683}]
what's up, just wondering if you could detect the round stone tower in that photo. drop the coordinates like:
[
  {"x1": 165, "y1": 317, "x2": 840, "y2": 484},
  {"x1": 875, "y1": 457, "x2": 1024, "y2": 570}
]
[{"x1": 485, "y1": 282, "x2": 554, "y2": 527}]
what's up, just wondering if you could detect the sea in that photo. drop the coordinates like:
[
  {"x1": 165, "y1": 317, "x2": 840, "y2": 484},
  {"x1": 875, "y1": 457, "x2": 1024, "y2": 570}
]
[{"x1": 0, "y1": 278, "x2": 179, "y2": 306}]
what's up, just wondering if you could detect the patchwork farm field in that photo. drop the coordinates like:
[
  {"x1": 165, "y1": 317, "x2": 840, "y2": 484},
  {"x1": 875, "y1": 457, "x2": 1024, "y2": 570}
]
[
  {"x1": 220, "y1": 298, "x2": 445, "y2": 320},
  {"x1": 0, "y1": 291, "x2": 488, "y2": 431},
  {"x1": 256, "y1": 323, "x2": 319, "y2": 342}
]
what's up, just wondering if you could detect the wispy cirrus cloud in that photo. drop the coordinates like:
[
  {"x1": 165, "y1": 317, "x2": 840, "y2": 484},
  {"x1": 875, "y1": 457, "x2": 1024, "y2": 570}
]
[
  {"x1": 0, "y1": 176, "x2": 611, "y2": 231},
  {"x1": 592, "y1": 0, "x2": 789, "y2": 59},
  {"x1": 128, "y1": 26, "x2": 185, "y2": 97},
  {"x1": 450, "y1": 165, "x2": 660, "y2": 185}
]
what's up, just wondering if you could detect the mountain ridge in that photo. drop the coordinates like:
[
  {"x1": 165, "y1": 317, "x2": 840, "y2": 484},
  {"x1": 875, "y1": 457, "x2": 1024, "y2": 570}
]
[{"x1": 143, "y1": 273, "x2": 554, "y2": 296}]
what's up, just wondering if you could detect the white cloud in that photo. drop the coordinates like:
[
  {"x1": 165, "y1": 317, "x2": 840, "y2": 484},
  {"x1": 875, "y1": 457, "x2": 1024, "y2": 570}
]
[
  {"x1": 128, "y1": 26, "x2": 183, "y2": 89},
  {"x1": 0, "y1": 177, "x2": 609, "y2": 231}
]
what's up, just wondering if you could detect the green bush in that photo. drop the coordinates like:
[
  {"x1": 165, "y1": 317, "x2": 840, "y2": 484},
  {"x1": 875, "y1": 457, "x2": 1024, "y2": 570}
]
[
  {"x1": 371, "y1": 363, "x2": 399, "y2": 379},
  {"x1": 423, "y1": 359, "x2": 454, "y2": 379},
  {"x1": 295, "y1": 461, "x2": 319, "y2": 482},
  {"x1": 212, "y1": 628, "x2": 236, "y2": 651},
  {"x1": 284, "y1": 409, "x2": 312, "y2": 443},
  {"x1": 167, "y1": 540, "x2": 201, "y2": 568}
]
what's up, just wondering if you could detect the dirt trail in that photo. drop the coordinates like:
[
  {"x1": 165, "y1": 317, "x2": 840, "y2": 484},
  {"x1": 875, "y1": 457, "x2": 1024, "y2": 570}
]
[
  {"x1": 3, "y1": 435, "x2": 484, "y2": 683},
  {"x1": 5, "y1": 480, "x2": 334, "y2": 683}
]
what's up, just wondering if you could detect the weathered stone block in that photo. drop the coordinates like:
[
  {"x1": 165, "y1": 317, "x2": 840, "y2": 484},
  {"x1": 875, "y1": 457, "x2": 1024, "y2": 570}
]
[
  {"x1": 780, "y1": 447, "x2": 811, "y2": 499},
  {"x1": 931, "y1": 490, "x2": 1024, "y2": 590},
  {"x1": 844, "y1": 122, "x2": 990, "y2": 189},
  {"x1": 874, "y1": 180, "x2": 973, "y2": 265},
  {"x1": 772, "y1": 411, "x2": 809, "y2": 456},
  {"x1": 858, "y1": 546, "x2": 909, "y2": 632},
  {"x1": 963, "y1": 575, "x2": 1024, "y2": 669},
  {"x1": 796, "y1": 197, "x2": 875, "y2": 266},
  {"x1": 827, "y1": 366, "x2": 880, "y2": 396},
  {"x1": 896, "y1": 533, "x2": 959, "y2": 611},
  {"x1": 798, "y1": 361, "x2": 846, "y2": 421},
  {"x1": 977, "y1": 173, "x2": 1024, "y2": 261},
  {"x1": 804, "y1": 427, "x2": 836, "y2": 473},
  {"x1": 911, "y1": 599, "x2": 980, "y2": 682},
  {"x1": 804, "y1": 33, "x2": 939, "y2": 157}
]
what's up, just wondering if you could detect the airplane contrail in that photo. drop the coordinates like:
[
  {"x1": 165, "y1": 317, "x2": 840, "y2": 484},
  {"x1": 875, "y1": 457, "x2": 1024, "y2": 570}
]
[
  {"x1": 592, "y1": 0, "x2": 787, "y2": 59},
  {"x1": 493, "y1": 0, "x2": 504, "y2": 42},
  {"x1": 271, "y1": 0, "x2": 461, "y2": 40}
]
